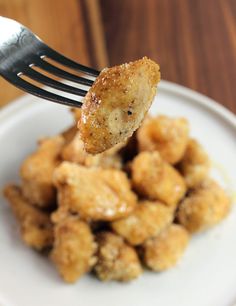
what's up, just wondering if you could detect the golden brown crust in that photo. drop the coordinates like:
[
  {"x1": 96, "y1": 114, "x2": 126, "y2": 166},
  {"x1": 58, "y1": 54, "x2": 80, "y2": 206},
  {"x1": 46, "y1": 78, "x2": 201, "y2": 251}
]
[
  {"x1": 61, "y1": 131, "x2": 124, "y2": 169},
  {"x1": 3, "y1": 185, "x2": 53, "y2": 250},
  {"x1": 61, "y1": 124, "x2": 78, "y2": 144},
  {"x1": 71, "y1": 108, "x2": 82, "y2": 123},
  {"x1": 79, "y1": 57, "x2": 160, "y2": 154},
  {"x1": 52, "y1": 162, "x2": 137, "y2": 221},
  {"x1": 61, "y1": 131, "x2": 88, "y2": 164},
  {"x1": 94, "y1": 232, "x2": 142, "y2": 281},
  {"x1": 178, "y1": 139, "x2": 210, "y2": 188},
  {"x1": 137, "y1": 115, "x2": 189, "y2": 164},
  {"x1": 131, "y1": 152, "x2": 186, "y2": 209},
  {"x1": 177, "y1": 179, "x2": 231, "y2": 233},
  {"x1": 84, "y1": 152, "x2": 122, "y2": 169},
  {"x1": 20, "y1": 136, "x2": 64, "y2": 208},
  {"x1": 50, "y1": 217, "x2": 96, "y2": 283},
  {"x1": 3, "y1": 64, "x2": 232, "y2": 286},
  {"x1": 142, "y1": 224, "x2": 189, "y2": 271},
  {"x1": 111, "y1": 201, "x2": 173, "y2": 245}
]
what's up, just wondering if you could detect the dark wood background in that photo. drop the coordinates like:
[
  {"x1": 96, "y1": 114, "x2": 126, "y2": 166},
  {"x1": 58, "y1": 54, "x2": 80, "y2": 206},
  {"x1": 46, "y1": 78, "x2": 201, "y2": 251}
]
[
  {"x1": 100, "y1": 0, "x2": 236, "y2": 113},
  {"x1": 0, "y1": 0, "x2": 93, "y2": 107}
]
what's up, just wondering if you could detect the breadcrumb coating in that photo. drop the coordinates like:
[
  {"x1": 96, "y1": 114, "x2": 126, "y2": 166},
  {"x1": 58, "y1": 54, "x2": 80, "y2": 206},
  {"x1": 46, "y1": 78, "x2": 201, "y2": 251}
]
[
  {"x1": 61, "y1": 125, "x2": 78, "y2": 144},
  {"x1": 94, "y1": 232, "x2": 142, "y2": 281},
  {"x1": 142, "y1": 224, "x2": 189, "y2": 271},
  {"x1": 51, "y1": 216, "x2": 96, "y2": 283},
  {"x1": 3, "y1": 185, "x2": 53, "y2": 250},
  {"x1": 61, "y1": 131, "x2": 124, "y2": 169},
  {"x1": 137, "y1": 115, "x2": 189, "y2": 164},
  {"x1": 177, "y1": 179, "x2": 230, "y2": 233},
  {"x1": 178, "y1": 139, "x2": 210, "y2": 188},
  {"x1": 79, "y1": 57, "x2": 160, "y2": 154},
  {"x1": 20, "y1": 136, "x2": 64, "y2": 208},
  {"x1": 71, "y1": 108, "x2": 82, "y2": 123},
  {"x1": 3, "y1": 54, "x2": 232, "y2": 285},
  {"x1": 84, "y1": 150, "x2": 123, "y2": 169},
  {"x1": 53, "y1": 162, "x2": 137, "y2": 221},
  {"x1": 111, "y1": 200, "x2": 173, "y2": 245},
  {"x1": 61, "y1": 131, "x2": 88, "y2": 164},
  {"x1": 131, "y1": 151, "x2": 186, "y2": 208}
]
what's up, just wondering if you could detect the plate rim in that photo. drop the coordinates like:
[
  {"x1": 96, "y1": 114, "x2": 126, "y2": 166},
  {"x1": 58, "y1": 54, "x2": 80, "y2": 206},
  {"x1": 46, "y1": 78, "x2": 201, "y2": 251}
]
[
  {"x1": 0, "y1": 80, "x2": 235, "y2": 129},
  {"x1": 0, "y1": 80, "x2": 236, "y2": 306}
]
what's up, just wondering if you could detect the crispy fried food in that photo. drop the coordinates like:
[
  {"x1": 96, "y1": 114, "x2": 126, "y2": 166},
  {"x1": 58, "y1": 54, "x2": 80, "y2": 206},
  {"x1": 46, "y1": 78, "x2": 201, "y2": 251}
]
[
  {"x1": 20, "y1": 136, "x2": 64, "y2": 208},
  {"x1": 51, "y1": 216, "x2": 96, "y2": 283},
  {"x1": 84, "y1": 150, "x2": 122, "y2": 169},
  {"x1": 61, "y1": 124, "x2": 77, "y2": 144},
  {"x1": 142, "y1": 224, "x2": 189, "y2": 271},
  {"x1": 3, "y1": 185, "x2": 53, "y2": 250},
  {"x1": 111, "y1": 201, "x2": 173, "y2": 245},
  {"x1": 137, "y1": 115, "x2": 189, "y2": 164},
  {"x1": 178, "y1": 139, "x2": 210, "y2": 188},
  {"x1": 131, "y1": 152, "x2": 186, "y2": 209},
  {"x1": 94, "y1": 232, "x2": 142, "y2": 281},
  {"x1": 71, "y1": 107, "x2": 82, "y2": 122},
  {"x1": 61, "y1": 131, "x2": 87, "y2": 164},
  {"x1": 61, "y1": 131, "x2": 123, "y2": 169},
  {"x1": 177, "y1": 179, "x2": 230, "y2": 233},
  {"x1": 121, "y1": 131, "x2": 139, "y2": 163},
  {"x1": 79, "y1": 57, "x2": 160, "y2": 154},
  {"x1": 52, "y1": 162, "x2": 137, "y2": 221}
]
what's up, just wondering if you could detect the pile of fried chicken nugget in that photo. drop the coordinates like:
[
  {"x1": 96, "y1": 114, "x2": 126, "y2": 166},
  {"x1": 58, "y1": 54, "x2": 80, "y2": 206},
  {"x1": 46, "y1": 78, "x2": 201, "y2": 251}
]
[{"x1": 4, "y1": 109, "x2": 231, "y2": 283}]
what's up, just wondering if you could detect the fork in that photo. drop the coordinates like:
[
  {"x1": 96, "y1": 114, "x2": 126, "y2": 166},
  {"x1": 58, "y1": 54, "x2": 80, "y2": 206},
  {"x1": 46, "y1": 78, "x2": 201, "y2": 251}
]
[{"x1": 0, "y1": 16, "x2": 100, "y2": 108}]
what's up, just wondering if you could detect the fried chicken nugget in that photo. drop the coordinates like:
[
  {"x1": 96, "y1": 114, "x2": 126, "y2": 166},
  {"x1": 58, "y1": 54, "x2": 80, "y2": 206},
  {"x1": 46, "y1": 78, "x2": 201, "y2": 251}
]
[
  {"x1": 111, "y1": 201, "x2": 173, "y2": 245},
  {"x1": 53, "y1": 162, "x2": 137, "y2": 221},
  {"x1": 61, "y1": 131, "x2": 123, "y2": 169},
  {"x1": 51, "y1": 216, "x2": 97, "y2": 283},
  {"x1": 131, "y1": 152, "x2": 186, "y2": 209},
  {"x1": 70, "y1": 107, "x2": 82, "y2": 122},
  {"x1": 94, "y1": 232, "x2": 142, "y2": 281},
  {"x1": 178, "y1": 139, "x2": 210, "y2": 188},
  {"x1": 84, "y1": 141, "x2": 125, "y2": 169},
  {"x1": 79, "y1": 57, "x2": 160, "y2": 154},
  {"x1": 137, "y1": 115, "x2": 189, "y2": 164},
  {"x1": 142, "y1": 224, "x2": 189, "y2": 271},
  {"x1": 61, "y1": 131, "x2": 87, "y2": 164},
  {"x1": 61, "y1": 124, "x2": 77, "y2": 144},
  {"x1": 3, "y1": 185, "x2": 53, "y2": 250},
  {"x1": 85, "y1": 152, "x2": 122, "y2": 169},
  {"x1": 177, "y1": 179, "x2": 230, "y2": 233},
  {"x1": 20, "y1": 136, "x2": 64, "y2": 208}
]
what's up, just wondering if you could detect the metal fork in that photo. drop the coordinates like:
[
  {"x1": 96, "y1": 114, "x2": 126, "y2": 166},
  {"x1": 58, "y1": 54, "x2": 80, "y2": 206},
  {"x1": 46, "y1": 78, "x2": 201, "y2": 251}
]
[{"x1": 0, "y1": 16, "x2": 100, "y2": 107}]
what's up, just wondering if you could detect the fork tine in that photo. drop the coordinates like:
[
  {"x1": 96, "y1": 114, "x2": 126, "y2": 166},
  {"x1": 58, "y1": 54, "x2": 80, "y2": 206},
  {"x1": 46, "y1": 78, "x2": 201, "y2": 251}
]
[
  {"x1": 31, "y1": 56, "x2": 95, "y2": 86},
  {"x1": 2, "y1": 73, "x2": 82, "y2": 108},
  {"x1": 40, "y1": 45, "x2": 100, "y2": 77},
  {"x1": 24, "y1": 68, "x2": 87, "y2": 96}
]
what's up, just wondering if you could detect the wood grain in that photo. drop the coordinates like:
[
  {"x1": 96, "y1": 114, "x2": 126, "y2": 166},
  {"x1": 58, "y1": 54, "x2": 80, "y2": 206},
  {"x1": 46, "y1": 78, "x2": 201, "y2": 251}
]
[
  {"x1": 100, "y1": 0, "x2": 236, "y2": 113},
  {"x1": 0, "y1": 0, "x2": 91, "y2": 107},
  {"x1": 81, "y1": 0, "x2": 109, "y2": 69}
]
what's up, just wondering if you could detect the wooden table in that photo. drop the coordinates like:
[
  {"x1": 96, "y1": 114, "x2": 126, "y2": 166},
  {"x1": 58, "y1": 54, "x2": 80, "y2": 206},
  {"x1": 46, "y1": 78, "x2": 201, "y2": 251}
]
[
  {"x1": 0, "y1": 0, "x2": 108, "y2": 107},
  {"x1": 1, "y1": 0, "x2": 236, "y2": 115},
  {"x1": 100, "y1": 0, "x2": 236, "y2": 114}
]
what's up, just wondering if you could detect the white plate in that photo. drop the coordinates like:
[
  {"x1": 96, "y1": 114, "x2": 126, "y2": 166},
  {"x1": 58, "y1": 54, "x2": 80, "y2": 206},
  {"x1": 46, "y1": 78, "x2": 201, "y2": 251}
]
[{"x1": 0, "y1": 80, "x2": 236, "y2": 306}]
